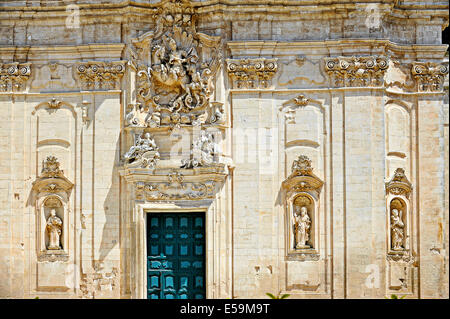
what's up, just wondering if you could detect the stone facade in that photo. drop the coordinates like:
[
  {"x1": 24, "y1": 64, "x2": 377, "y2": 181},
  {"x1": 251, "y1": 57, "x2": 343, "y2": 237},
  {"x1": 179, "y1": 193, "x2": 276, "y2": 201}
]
[{"x1": 0, "y1": 0, "x2": 448, "y2": 299}]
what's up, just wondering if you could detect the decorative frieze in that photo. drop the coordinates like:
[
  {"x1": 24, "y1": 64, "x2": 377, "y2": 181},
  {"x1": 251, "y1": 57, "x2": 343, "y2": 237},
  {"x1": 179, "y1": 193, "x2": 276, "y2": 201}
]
[
  {"x1": 134, "y1": 171, "x2": 217, "y2": 201},
  {"x1": 324, "y1": 56, "x2": 388, "y2": 87},
  {"x1": 226, "y1": 58, "x2": 278, "y2": 89},
  {"x1": 0, "y1": 62, "x2": 31, "y2": 92},
  {"x1": 411, "y1": 62, "x2": 449, "y2": 92},
  {"x1": 74, "y1": 61, "x2": 126, "y2": 90}
]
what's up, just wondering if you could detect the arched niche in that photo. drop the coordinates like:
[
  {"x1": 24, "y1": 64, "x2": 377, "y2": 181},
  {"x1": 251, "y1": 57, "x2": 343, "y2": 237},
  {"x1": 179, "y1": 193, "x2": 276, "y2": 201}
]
[
  {"x1": 31, "y1": 156, "x2": 73, "y2": 262},
  {"x1": 385, "y1": 168, "x2": 412, "y2": 261},
  {"x1": 282, "y1": 155, "x2": 323, "y2": 261}
]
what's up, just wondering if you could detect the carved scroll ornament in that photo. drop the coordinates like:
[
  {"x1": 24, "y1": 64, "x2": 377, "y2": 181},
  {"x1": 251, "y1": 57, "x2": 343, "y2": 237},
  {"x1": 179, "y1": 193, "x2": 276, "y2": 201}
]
[
  {"x1": 411, "y1": 62, "x2": 449, "y2": 92},
  {"x1": 0, "y1": 62, "x2": 31, "y2": 92},
  {"x1": 385, "y1": 168, "x2": 412, "y2": 199},
  {"x1": 324, "y1": 56, "x2": 388, "y2": 87},
  {"x1": 75, "y1": 61, "x2": 126, "y2": 91},
  {"x1": 226, "y1": 58, "x2": 278, "y2": 89}
]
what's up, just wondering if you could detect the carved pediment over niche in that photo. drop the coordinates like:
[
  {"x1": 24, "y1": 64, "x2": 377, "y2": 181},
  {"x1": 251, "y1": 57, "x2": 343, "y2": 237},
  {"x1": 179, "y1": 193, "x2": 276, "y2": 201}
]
[
  {"x1": 32, "y1": 156, "x2": 74, "y2": 198},
  {"x1": 324, "y1": 56, "x2": 388, "y2": 87},
  {"x1": 130, "y1": 0, "x2": 223, "y2": 128},
  {"x1": 385, "y1": 168, "x2": 412, "y2": 199},
  {"x1": 0, "y1": 62, "x2": 31, "y2": 92},
  {"x1": 282, "y1": 155, "x2": 323, "y2": 199}
]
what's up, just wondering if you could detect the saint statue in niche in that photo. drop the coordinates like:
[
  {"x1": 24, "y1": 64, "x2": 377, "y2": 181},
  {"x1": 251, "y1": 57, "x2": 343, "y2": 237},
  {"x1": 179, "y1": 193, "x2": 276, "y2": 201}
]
[
  {"x1": 294, "y1": 206, "x2": 311, "y2": 249},
  {"x1": 46, "y1": 209, "x2": 62, "y2": 250},
  {"x1": 391, "y1": 208, "x2": 405, "y2": 250}
]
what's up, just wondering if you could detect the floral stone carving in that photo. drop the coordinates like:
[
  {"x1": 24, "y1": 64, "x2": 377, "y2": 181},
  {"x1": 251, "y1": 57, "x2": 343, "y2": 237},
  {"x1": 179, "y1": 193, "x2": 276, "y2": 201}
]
[
  {"x1": 123, "y1": 132, "x2": 160, "y2": 169},
  {"x1": 132, "y1": 0, "x2": 222, "y2": 128},
  {"x1": 324, "y1": 56, "x2": 388, "y2": 87},
  {"x1": 226, "y1": 58, "x2": 278, "y2": 89},
  {"x1": 0, "y1": 62, "x2": 31, "y2": 92}
]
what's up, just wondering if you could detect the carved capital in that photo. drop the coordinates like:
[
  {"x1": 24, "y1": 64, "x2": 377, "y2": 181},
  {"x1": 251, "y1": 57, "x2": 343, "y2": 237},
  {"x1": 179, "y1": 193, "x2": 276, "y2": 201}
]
[
  {"x1": 324, "y1": 56, "x2": 388, "y2": 87},
  {"x1": 226, "y1": 58, "x2": 278, "y2": 89},
  {"x1": 74, "y1": 61, "x2": 126, "y2": 91},
  {"x1": 0, "y1": 62, "x2": 31, "y2": 92},
  {"x1": 411, "y1": 62, "x2": 449, "y2": 92}
]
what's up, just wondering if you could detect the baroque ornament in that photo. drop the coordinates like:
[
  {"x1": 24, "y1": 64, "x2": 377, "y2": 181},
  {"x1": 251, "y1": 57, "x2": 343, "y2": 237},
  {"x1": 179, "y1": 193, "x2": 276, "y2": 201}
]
[
  {"x1": 132, "y1": 0, "x2": 222, "y2": 128},
  {"x1": 411, "y1": 62, "x2": 449, "y2": 92},
  {"x1": 385, "y1": 168, "x2": 412, "y2": 199},
  {"x1": 134, "y1": 171, "x2": 217, "y2": 201},
  {"x1": 0, "y1": 62, "x2": 31, "y2": 92},
  {"x1": 75, "y1": 61, "x2": 126, "y2": 90},
  {"x1": 123, "y1": 132, "x2": 160, "y2": 169},
  {"x1": 181, "y1": 130, "x2": 216, "y2": 168},
  {"x1": 226, "y1": 58, "x2": 278, "y2": 89},
  {"x1": 324, "y1": 56, "x2": 388, "y2": 87}
]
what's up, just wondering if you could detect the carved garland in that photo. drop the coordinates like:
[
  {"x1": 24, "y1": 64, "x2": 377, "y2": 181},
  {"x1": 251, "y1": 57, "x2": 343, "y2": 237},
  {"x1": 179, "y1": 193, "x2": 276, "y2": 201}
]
[
  {"x1": 324, "y1": 56, "x2": 388, "y2": 87},
  {"x1": 0, "y1": 62, "x2": 31, "y2": 92}
]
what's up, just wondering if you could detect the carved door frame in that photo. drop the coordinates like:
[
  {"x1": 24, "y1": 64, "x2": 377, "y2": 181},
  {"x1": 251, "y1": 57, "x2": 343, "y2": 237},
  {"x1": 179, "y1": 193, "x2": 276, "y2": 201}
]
[{"x1": 131, "y1": 202, "x2": 215, "y2": 299}]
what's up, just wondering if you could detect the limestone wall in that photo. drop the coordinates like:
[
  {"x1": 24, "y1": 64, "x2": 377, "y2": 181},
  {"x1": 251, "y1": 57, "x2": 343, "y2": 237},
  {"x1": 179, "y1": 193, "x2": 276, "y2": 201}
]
[{"x1": 0, "y1": 0, "x2": 448, "y2": 299}]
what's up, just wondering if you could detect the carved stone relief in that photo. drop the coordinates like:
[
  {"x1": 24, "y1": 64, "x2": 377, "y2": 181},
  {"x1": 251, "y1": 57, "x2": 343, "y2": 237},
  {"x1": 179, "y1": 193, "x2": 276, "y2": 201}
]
[
  {"x1": 226, "y1": 58, "x2": 278, "y2": 89},
  {"x1": 0, "y1": 62, "x2": 31, "y2": 92},
  {"x1": 324, "y1": 56, "x2": 388, "y2": 87},
  {"x1": 74, "y1": 61, "x2": 126, "y2": 91},
  {"x1": 131, "y1": 0, "x2": 223, "y2": 128},
  {"x1": 123, "y1": 132, "x2": 160, "y2": 169},
  {"x1": 181, "y1": 129, "x2": 217, "y2": 168}
]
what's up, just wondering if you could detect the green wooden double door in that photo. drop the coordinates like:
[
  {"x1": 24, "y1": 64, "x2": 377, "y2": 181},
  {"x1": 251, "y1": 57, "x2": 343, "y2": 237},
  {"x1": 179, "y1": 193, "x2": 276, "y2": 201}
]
[{"x1": 147, "y1": 212, "x2": 206, "y2": 299}]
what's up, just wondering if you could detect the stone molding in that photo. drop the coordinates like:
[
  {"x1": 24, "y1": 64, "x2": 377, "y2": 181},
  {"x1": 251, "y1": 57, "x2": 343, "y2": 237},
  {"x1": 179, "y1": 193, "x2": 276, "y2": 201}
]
[{"x1": 385, "y1": 168, "x2": 412, "y2": 199}]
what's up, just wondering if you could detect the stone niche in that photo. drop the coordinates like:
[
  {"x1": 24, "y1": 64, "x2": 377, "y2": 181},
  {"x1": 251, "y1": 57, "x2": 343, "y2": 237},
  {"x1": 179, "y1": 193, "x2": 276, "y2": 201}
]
[
  {"x1": 282, "y1": 155, "x2": 323, "y2": 261},
  {"x1": 31, "y1": 156, "x2": 74, "y2": 290},
  {"x1": 385, "y1": 168, "x2": 414, "y2": 293}
]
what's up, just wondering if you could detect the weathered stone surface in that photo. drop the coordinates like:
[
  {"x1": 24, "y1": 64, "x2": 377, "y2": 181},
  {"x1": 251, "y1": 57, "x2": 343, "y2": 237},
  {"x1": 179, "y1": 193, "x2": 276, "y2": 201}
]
[{"x1": 0, "y1": 0, "x2": 448, "y2": 299}]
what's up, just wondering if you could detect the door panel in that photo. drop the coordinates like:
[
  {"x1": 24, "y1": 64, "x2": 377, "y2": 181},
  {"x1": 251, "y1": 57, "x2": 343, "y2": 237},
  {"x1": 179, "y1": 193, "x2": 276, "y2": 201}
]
[{"x1": 147, "y1": 212, "x2": 206, "y2": 299}]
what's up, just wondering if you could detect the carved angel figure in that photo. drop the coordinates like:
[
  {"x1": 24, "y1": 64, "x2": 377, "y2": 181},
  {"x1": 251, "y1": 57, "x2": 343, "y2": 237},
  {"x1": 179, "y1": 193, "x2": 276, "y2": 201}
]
[
  {"x1": 46, "y1": 209, "x2": 62, "y2": 250},
  {"x1": 293, "y1": 206, "x2": 311, "y2": 249},
  {"x1": 391, "y1": 208, "x2": 405, "y2": 250},
  {"x1": 124, "y1": 132, "x2": 159, "y2": 164}
]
